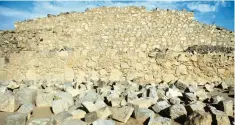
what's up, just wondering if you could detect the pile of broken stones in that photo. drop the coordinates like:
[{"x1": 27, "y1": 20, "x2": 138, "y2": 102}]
[{"x1": 0, "y1": 79, "x2": 234, "y2": 125}]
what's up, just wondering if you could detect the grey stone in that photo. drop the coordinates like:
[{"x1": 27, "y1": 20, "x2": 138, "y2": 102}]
[
  {"x1": 169, "y1": 97, "x2": 181, "y2": 105},
  {"x1": 218, "y1": 100, "x2": 233, "y2": 116},
  {"x1": 169, "y1": 104, "x2": 187, "y2": 120},
  {"x1": 28, "y1": 118, "x2": 50, "y2": 125},
  {"x1": 218, "y1": 82, "x2": 228, "y2": 90},
  {"x1": 184, "y1": 92, "x2": 197, "y2": 103},
  {"x1": 111, "y1": 106, "x2": 134, "y2": 123},
  {"x1": 148, "y1": 116, "x2": 172, "y2": 125},
  {"x1": 0, "y1": 90, "x2": 19, "y2": 112},
  {"x1": 85, "y1": 112, "x2": 98, "y2": 123},
  {"x1": 76, "y1": 90, "x2": 102, "y2": 106},
  {"x1": 53, "y1": 111, "x2": 72, "y2": 124},
  {"x1": 36, "y1": 91, "x2": 54, "y2": 107},
  {"x1": 96, "y1": 107, "x2": 112, "y2": 119},
  {"x1": 175, "y1": 81, "x2": 188, "y2": 91},
  {"x1": 93, "y1": 119, "x2": 115, "y2": 125},
  {"x1": 166, "y1": 88, "x2": 183, "y2": 98},
  {"x1": 185, "y1": 111, "x2": 212, "y2": 125},
  {"x1": 152, "y1": 100, "x2": 171, "y2": 113},
  {"x1": 7, "y1": 81, "x2": 19, "y2": 90},
  {"x1": 4, "y1": 113, "x2": 27, "y2": 125},
  {"x1": 61, "y1": 119, "x2": 87, "y2": 125},
  {"x1": 15, "y1": 87, "x2": 37, "y2": 105},
  {"x1": 134, "y1": 107, "x2": 155, "y2": 122},
  {"x1": 70, "y1": 109, "x2": 86, "y2": 119},
  {"x1": 187, "y1": 101, "x2": 205, "y2": 114},
  {"x1": 55, "y1": 92, "x2": 74, "y2": 106},
  {"x1": 17, "y1": 104, "x2": 34, "y2": 119},
  {"x1": 82, "y1": 101, "x2": 97, "y2": 112},
  {"x1": 52, "y1": 99, "x2": 70, "y2": 114},
  {"x1": 128, "y1": 98, "x2": 154, "y2": 108}
]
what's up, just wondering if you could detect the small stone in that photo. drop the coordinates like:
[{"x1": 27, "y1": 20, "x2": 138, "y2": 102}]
[
  {"x1": 152, "y1": 100, "x2": 171, "y2": 113},
  {"x1": 28, "y1": 118, "x2": 50, "y2": 125},
  {"x1": 53, "y1": 111, "x2": 73, "y2": 124},
  {"x1": 169, "y1": 97, "x2": 181, "y2": 105},
  {"x1": 61, "y1": 119, "x2": 87, "y2": 125},
  {"x1": 93, "y1": 119, "x2": 115, "y2": 125},
  {"x1": 218, "y1": 100, "x2": 233, "y2": 116},
  {"x1": 85, "y1": 112, "x2": 98, "y2": 123},
  {"x1": 96, "y1": 107, "x2": 112, "y2": 119},
  {"x1": 36, "y1": 91, "x2": 54, "y2": 107},
  {"x1": 169, "y1": 104, "x2": 187, "y2": 120},
  {"x1": 0, "y1": 90, "x2": 19, "y2": 112},
  {"x1": 111, "y1": 106, "x2": 134, "y2": 123},
  {"x1": 210, "y1": 95, "x2": 225, "y2": 104},
  {"x1": 15, "y1": 87, "x2": 37, "y2": 105},
  {"x1": 17, "y1": 104, "x2": 34, "y2": 119},
  {"x1": 4, "y1": 113, "x2": 27, "y2": 125},
  {"x1": 70, "y1": 109, "x2": 86, "y2": 119},
  {"x1": 204, "y1": 84, "x2": 214, "y2": 92},
  {"x1": 134, "y1": 107, "x2": 155, "y2": 122},
  {"x1": 148, "y1": 116, "x2": 172, "y2": 125},
  {"x1": 187, "y1": 101, "x2": 205, "y2": 114},
  {"x1": 185, "y1": 111, "x2": 212, "y2": 125}
]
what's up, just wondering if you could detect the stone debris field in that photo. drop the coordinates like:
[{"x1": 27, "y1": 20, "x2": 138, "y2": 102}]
[{"x1": 0, "y1": 7, "x2": 234, "y2": 125}]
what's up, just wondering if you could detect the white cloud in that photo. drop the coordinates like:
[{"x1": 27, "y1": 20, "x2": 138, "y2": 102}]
[{"x1": 187, "y1": 2, "x2": 223, "y2": 13}]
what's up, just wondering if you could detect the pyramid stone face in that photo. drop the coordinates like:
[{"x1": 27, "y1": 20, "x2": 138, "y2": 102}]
[{"x1": 0, "y1": 7, "x2": 234, "y2": 84}]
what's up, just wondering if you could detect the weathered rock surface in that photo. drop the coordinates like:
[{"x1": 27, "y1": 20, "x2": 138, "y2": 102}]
[
  {"x1": 0, "y1": 90, "x2": 19, "y2": 112},
  {"x1": 185, "y1": 111, "x2": 212, "y2": 125},
  {"x1": 4, "y1": 113, "x2": 27, "y2": 125},
  {"x1": 111, "y1": 106, "x2": 134, "y2": 123}
]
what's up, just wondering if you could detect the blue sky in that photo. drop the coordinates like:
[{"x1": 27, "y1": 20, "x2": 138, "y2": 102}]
[{"x1": 0, "y1": 1, "x2": 234, "y2": 31}]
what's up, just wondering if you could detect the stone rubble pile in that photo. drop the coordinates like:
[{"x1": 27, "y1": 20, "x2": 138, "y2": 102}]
[{"x1": 0, "y1": 79, "x2": 233, "y2": 125}]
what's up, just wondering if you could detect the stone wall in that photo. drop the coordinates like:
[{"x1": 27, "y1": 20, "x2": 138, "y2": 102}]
[{"x1": 0, "y1": 7, "x2": 234, "y2": 85}]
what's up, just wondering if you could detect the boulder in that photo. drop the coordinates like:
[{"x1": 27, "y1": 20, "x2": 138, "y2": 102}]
[
  {"x1": 195, "y1": 89, "x2": 208, "y2": 101},
  {"x1": 52, "y1": 99, "x2": 70, "y2": 114},
  {"x1": 128, "y1": 98, "x2": 154, "y2": 108},
  {"x1": 184, "y1": 111, "x2": 212, "y2": 125},
  {"x1": 82, "y1": 100, "x2": 107, "y2": 112},
  {"x1": 96, "y1": 107, "x2": 112, "y2": 119},
  {"x1": 36, "y1": 91, "x2": 54, "y2": 107},
  {"x1": 152, "y1": 100, "x2": 171, "y2": 113},
  {"x1": 218, "y1": 82, "x2": 228, "y2": 90},
  {"x1": 169, "y1": 97, "x2": 181, "y2": 105},
  {"x1": 15, "y1": 87, "x2": 37, "y2": 105},
  {"x1": 75, "y1": 90, "x2": 102, "y2": 106},
  {"x1": 186, "y1": 101, "x2": 205, "y2": 114},
  {"x1": 218, "y1": 100, "x2": 233, "y2": 116},
  {"x1": 85, "y1": 112, "x2": 98, "y2": 123},
  {"x1": 70, "y1": 109, "x2": 86, "y2": 119},
  {"x1": 174, "y1": 81, "x2": 188, "y2": 91},
  {"x1": 93, "y1": 119, "x2": 115, "y2": 125},
  {"x1": 210, "y1": 95, "x2": 225, "y2": 104},
  {"x1": 55, "y1": 92, "x2": 74, "y2": 106},
  {"x1": 169, "y1": 104, "x2": 187, "y2": 120},
  {"x1": 184, "y1": 92, "x2": 197, "y2": 103},
  {"x1": 204, "y1": 84, "x2": 214, "y2": 92},
  {"x1": 7, "y1": 81, "x2": 19, "y2": 90},
  {"x1": 134, "y1": 107, "x2": 155, "y2": 122},
  {"x1": 4, "y1": 113, "x2": 27, "y2": 125},
  {"x1": 166, "y1": 88, "x2": 183, "y2": 98},
  {"x1": 17, "y1": 104, "x2": 34, "y2": 119},
  {"x1": 0, "y1": 90, "x2": 19, "y2": 112},
  {"x1": 53, "y1": 111, "x2": 73, "y2": 123},
  {"x1": 208, "y1": 106, "x2": 230, "y2": 125},
  {"x1": 111, "y1": 106, "x2": 134, "y2": 123}
]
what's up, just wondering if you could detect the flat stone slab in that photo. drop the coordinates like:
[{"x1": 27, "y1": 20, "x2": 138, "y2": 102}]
[{"x1": 4, "y1": 113, "x2": 27, "y2": 125}]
